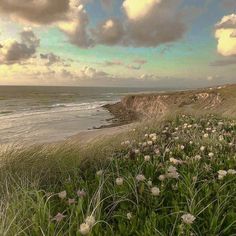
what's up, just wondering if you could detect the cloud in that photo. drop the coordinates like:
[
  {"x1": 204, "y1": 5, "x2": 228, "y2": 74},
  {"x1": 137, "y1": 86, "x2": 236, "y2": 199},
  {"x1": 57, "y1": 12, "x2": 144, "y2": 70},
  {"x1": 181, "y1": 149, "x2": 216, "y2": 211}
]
[
  {"x1": 0, "y1": 28, "x2": 39, "y2": 64},
  {"x1": 133, "y1": 59, "x2": 147, "y2": 65},
  {"x1": 58, "y1": 4, "x2": 94, "y2": 48},
  {"x1": 92, "y1": 19, "x2": 124, "y2": 45},
  {"x1": 215, "y1": 14, "x2": 236, "y2": 56},
  {"x1": 81, "y1": 66, "x2": 109, "y2": 79},
  {"x1": 121, "y1": 0, "x2": 187, "y2": 47},
  {"x1": 40, "y1": 53, "x2": 63, "y2": 66},
  {"x1": 210, "y1": 57, "x2": 236, "y2": 66},
  {"x1": 0, "y1": 0, "x2": 70, "y2": 25},
  {"x1": 104, "y1": 60, "x2": 123, "y2": 66},
  {"x1": 126, "y1": 64, "x2": 141, "y2": 70}
]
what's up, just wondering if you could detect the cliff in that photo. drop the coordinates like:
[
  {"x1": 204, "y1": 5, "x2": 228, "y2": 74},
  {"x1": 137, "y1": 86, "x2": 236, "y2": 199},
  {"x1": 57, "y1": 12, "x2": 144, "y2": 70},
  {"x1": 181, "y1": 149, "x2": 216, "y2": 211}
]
[{"x1": 104, "y1": 84, "x2": 236, "y2": 122}]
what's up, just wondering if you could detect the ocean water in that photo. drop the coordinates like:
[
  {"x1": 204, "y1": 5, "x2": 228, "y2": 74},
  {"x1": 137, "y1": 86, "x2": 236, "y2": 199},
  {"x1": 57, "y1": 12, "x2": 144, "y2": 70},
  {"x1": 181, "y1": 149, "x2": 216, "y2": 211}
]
[{"x1": 0, "y1": 86, "x2": 164, "y2": 145}]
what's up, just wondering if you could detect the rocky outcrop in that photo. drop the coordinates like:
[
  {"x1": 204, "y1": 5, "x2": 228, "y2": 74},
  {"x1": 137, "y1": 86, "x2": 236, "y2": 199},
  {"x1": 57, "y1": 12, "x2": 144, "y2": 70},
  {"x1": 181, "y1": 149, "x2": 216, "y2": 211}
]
[{"x1": 105, "y1": 84, "x2": 236, "y2": 122}]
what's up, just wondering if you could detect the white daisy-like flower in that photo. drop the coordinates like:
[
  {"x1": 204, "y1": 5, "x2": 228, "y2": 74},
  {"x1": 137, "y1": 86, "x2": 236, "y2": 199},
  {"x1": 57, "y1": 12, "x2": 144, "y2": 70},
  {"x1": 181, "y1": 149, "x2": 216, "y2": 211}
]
[
  {"x1": 136, "y1": 174, "x2": 146, "y2": 182},
  {"x1": 144, "y1": 155, "x2": 151, "y2": 161},
  {"x1": 85, "y1": 215, "x2": 95, "y2": 227},
  {"x1": 218, "y1": 170, "x2": 227, "y2": 180},
  {"x1": 228, "y1": 169, "x2": 236, "y2": 175},
  {"x1": 58, "y1": 191, "x2": 67, "y2": 199},
  {"x1": 151, "y1": 187, "x2": 160, "y2": 196},
  {"x1": 181, "y1": 213, "x2": 196, "y2": 224},
  {"x1": 96, "y1": 170, "x2": 104, "y2": 176},
  {"x1": 200, "y1": 146, "x2": 205, "y2": 152},
  {"x1": 116, "y1": 177, "x2": 124, "y2": 186},
  {"x1": 127, "y1": 212, "x2": 132, "y2": 220},
  {"x1": 203, "y1": 133, "x2": 209, "y2": 138},
  {"x1": 158, "y1": 175, "x2": 166, "y2": 181},
  {"x1": 208, "y1": 152, "x2": 214, "y2": 158},
  {"x1": 80, "y1": 223, "x2": 90, "y2": 235},
  {"x1": 194, "y1": 155, "x2": 202, "y2": 161}
]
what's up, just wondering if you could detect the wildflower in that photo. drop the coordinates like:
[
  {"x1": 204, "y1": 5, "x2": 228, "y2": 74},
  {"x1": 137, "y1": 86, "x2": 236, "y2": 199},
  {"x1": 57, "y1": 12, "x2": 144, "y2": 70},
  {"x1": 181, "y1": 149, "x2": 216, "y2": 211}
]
[
  {"x1": 151, "y1": 187, "x2": 160, "y2": 196},
  {"x1": 203, "y1": 133, "x2": 209, "y2": 138},
  {"x1": 96, "y1": 170, "x2": 104, "y2": 176},
  {"x1": 228, "y1": 169, "x2": 236, "y2": 175},
  {"x1": 180, "y1": 145, "x2": 185, "y2": 150},
  {"x1": 80, "y1": 223, "x2": 90, "y2": 235},
  {"x1": 77, "y1": 190, "x2": 86, "y2": 198},
  {"x1": 219, "y1": 135, "x2": 224, "y2": 141},
  {"x1": 200, "y1": 146, "x2": 205, "y2": 152},
  {"x1": 167, "y1": 166, "x2": 179, "y2": 179},
  {"x1": 53, "y1": 213, "x2": 66, "y2": 222},
  {"x1": 134, "y1": 149, "x2": 140, "y2": 154},
  {"x1": 147, "y1": 180, "x2": 152, "y2": 186},
  {"x1": 147, "y1": 141, "x2": 153, "y2": 146},
  {"x1": 136, "y1": 174, "x2": 146, "y2": 182},
  {"x1": 218, "y1": 170, "x2": 227, "y2": 180},
  {"x1": 189, "y1": 141, "x2": 193, "y2": 145},
  {"x1": 142, "y1": 142, "x2": 147, "y2": 147},
  {"x1": 154, "y1": 149, "x2": 160, "y2": 154},
  {"x1": 125, "y1": 140, "x2": 131, "y2": 145},
  {"x1": 127, "y1": 212, "x2": 132, "y2": 220},
  {"x1": 58, "y1": 191, "x2": 67, "y2": 199},
  {"x1": 144, "y1": 155, "x2": 151, "y2": 161},
  {"x1": 68, "y1": 198, "x2": 76, "y2": 205},
  {"x1": 116, "y1": 177, "x2": 124, "y2": 186},
  {"x1": 181, "y1": 213, "x2": 196, "y2": 225},
  {"x1": 165, "y1": 148, "x2": 170, "y2": 153},
  {"x1": 208, "y1": 152, "x2": 214, "y2": 158},
  {"x1": 170, "y1": 157, "x2": 183, "y2": 165},
  {"x1": 193, "y1": 155, "x2": 202, "y2": 161},
  {"x1": 159, "y1": 175, "x2": 166, "y2": 181},
  {"x1": 85, "y1": 215, "x2": 95, "y2": 227}
]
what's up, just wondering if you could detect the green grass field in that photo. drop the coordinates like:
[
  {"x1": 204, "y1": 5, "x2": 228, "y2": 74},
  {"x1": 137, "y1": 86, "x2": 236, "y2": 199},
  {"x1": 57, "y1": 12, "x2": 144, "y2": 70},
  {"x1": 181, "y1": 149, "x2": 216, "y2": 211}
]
[{"x1": 0, "y1": 114, "x2": 236, "y2": 235}]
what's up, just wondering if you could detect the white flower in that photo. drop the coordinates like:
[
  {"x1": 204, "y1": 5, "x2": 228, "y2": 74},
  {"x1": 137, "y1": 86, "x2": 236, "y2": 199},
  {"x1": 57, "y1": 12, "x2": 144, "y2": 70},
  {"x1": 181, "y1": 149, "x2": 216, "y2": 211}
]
[
  {"x1": 168, "y1": 166, "x2": 177, "y2": 173},
  {"x1": 136, "y1": 174, "x2": 146, "y2": 182},
  {"x1": 147, "y1": 141, "x2": 153, "y2": 146},
  {"x1": 144, "y1": 155, "x2": 151, "y2": 161},
  {"x1": 200, "y1": 146, "x2": 205, "y2": 152},
  {"x1": 170, "y1": 158, "x2": 183, "y2": 165},
  {"x1": 53, "y1": 213, "x2": 66, "y2": 222},
  {"x1": 85, "y1": 215, "x2": 95, "y2": 227},
  {"x1": 180, "y1": 145, "x2": 185, "y2": 150},
  {"x1": 218, "y1": 170, "x2": 227, "y2": 180},
  {"x1": 116, "y1": 177, "x2": 124, "y2": 186},
  {"x1": 165, "y1": 148, "x2": 170, "y2": 153},
  {"x1": 194, "y1": 155, "x2": 202, "y2": 161},
  {"x1": 96, "y1": 170, "x2": 104, "y2": 176},
  {"x1": 77, "y1": 190, "x2": 86, "y2": 198},
  {"x1": 154, "y1": 149, "x2": 160, "y2": 154},
  {"x1": 125, "y1": 140, "x2": 130, "y2": 145},
  {"x1": 80, "y1": 223, "x2": 90, "y2": 235},
  {"x1": 203, "y1": 133, "x2": 209, "y2": 138},
  {"x1": 58, "y1": 191, "x2": 67, "y2": 199},
  {"x1": 151, "y1": 187, "x2": 160, "y2": 196},
  {"x1": 68, "y1": 198, "x2": 76, "y2": 205},
  {"x1": 158, "y1": 175, "x2": 166, "y2": 181},
  {"x1": 208, "y1": 152, "x2": 214, "y2": 158},
  {"x1": 134, "y1": 149, "x2": 140, "y2": 154},
  {"x1": 127, "y1": 212, "x2": 132, "y2": 220},
  {"x1": 219, "y1": 135, "x2": 224, "y2": 141},
  {"x1": 189, "y1": 141, "x2": 193, "y2": 145},
  {"x1": 228, "y1": 169, "x2": 236, "y2": 175},
  {"x1": 181, "y1": 213, "x2": 196, "y2": 224}
]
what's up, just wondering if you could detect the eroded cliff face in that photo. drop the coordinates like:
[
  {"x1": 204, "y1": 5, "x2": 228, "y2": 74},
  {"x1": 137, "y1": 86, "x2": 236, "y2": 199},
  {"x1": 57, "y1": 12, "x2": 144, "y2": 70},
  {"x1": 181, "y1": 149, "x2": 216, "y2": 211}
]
[{"x1": 105, "y1": 85, "x2": 236, "y2": 121}]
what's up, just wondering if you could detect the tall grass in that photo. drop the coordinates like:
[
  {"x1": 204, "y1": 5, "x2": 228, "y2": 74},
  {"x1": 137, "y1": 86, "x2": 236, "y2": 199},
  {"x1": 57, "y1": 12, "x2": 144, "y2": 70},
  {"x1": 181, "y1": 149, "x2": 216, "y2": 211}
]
[{"x1": 0, "y1": 114, "x2": 236, "y2": 235}]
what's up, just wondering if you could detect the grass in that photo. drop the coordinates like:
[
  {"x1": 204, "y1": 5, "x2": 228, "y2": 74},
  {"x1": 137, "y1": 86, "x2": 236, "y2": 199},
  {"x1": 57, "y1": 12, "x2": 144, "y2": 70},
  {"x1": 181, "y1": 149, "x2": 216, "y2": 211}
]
[{"x1": 0, "y1": 114, "x2": 236, "y2": 235}]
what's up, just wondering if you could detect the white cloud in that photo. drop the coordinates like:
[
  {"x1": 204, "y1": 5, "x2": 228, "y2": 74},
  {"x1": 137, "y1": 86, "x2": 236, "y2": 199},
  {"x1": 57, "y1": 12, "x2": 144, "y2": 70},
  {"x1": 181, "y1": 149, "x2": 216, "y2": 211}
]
[{"x1": 215, "y1": 14, "x2": 236, "y2": 56}]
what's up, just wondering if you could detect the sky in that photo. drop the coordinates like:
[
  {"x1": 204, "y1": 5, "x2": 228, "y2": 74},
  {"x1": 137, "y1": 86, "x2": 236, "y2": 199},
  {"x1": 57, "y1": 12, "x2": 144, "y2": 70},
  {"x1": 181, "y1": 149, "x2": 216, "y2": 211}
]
[{"x1": 0, "y1": 0, "x2": 236, "y2": 88}]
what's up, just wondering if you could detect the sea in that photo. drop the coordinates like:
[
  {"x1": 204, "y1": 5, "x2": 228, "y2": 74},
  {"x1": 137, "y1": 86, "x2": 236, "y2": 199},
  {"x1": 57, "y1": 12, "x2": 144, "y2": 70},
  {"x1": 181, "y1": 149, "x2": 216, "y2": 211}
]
[{"x1": 0, "y1": 86, "x2": 166, "y2": 146}]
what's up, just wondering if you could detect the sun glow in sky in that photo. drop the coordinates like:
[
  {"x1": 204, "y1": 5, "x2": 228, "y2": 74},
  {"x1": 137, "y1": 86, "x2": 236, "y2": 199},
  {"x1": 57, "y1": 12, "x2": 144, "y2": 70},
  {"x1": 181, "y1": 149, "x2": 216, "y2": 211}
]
[{"x1": 0, "y1": 0, "x2": 236, "y2": 87}]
